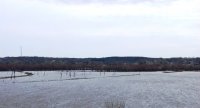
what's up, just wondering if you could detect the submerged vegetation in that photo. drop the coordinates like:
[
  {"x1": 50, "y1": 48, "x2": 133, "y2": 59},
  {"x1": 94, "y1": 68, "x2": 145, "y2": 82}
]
[
  {"x1": 0, "y1": 57, "x2": 200, "y2": 72},
  {"x1": 104, "y1": 100, "x2": 126, "y2": 108}
]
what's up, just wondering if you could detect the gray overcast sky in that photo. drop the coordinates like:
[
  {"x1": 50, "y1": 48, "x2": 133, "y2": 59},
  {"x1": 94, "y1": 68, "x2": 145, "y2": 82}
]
[{"x1": 0, "y1": 0, "x2": 200, "y2": 58}]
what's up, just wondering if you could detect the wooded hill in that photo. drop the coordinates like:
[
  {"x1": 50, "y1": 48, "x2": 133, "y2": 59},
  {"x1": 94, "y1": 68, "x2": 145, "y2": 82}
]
[{"x1": 0, "y1": 57, "x2": 200, "y2": 71}]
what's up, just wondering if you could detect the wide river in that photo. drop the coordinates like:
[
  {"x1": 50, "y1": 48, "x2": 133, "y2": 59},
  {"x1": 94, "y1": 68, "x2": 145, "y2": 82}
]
[{"x1": 0, "y1": 71, "x2": 200, "y2": 108}]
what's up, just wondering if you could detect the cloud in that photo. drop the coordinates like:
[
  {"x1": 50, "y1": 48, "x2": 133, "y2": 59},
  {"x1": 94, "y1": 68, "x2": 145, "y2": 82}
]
[
  {"x1": 1, "y1": 0, "x2": 199, "y2": 38},
  {"x1": 34, "y1": 0, "x2": 200, "y2": 20},
  {"x1": 40, "y1": 0, "x2": 176, "y2": 4},
  {"x1": 0, "y1": 0, "x2": 200, "y2": 57}
]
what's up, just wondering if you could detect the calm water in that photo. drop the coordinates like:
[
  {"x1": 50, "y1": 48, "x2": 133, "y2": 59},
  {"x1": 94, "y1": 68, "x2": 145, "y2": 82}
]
[
  {"x1": 0, "y1": 71, "x2": 200, "y2": 108},
  {"x1": 0, "y1": 71, "x2": 138, "y2": 83},
  {"x1": 0, "y1": 71, "x2": 25, "y2": 78}
]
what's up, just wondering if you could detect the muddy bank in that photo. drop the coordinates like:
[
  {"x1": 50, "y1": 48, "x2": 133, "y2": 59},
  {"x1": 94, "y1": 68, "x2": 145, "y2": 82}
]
[{"x1": 0, "y1": 71, "x2": 33, "y2": 79}]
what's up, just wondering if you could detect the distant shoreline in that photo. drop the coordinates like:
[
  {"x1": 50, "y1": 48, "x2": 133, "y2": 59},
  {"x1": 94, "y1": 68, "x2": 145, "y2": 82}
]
[
  {"x1": 1, "y1": 70, "x2": 199, "y2": 72},
  {"x1": 0, "y1": 57, "x2": 200, "y2": 72}
]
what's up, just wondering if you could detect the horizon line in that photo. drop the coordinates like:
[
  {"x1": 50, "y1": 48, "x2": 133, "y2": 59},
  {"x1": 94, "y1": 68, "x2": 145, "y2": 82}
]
[{"x1": 1, "y1": 56, "x2": 200, "y2": 59}]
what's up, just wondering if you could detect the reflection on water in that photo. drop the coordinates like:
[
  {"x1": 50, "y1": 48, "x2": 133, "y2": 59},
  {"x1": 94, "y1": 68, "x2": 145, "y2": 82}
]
[{"x1": 0, "y1": 71, "x2": 138, "y2": 83}]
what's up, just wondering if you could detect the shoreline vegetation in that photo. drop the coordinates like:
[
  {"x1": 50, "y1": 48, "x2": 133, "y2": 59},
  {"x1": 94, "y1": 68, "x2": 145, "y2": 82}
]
[{"x1": 0, "y1": 56, "x2": 200, "y2": 72}]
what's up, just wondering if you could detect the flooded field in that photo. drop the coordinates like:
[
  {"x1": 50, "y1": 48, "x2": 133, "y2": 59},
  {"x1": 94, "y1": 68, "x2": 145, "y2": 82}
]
[
  {"x1": 0, "y1": 71, "x2": 200, "y2": 108},
  {"x1": 0, "y1": 71, "x2": 138, "y2": 83}
]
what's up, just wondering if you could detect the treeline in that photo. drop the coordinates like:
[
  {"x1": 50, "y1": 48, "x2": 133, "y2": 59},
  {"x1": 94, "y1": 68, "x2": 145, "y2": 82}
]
[{"x1": 0, "y1": 57, "x2": 200, "y2": 72}]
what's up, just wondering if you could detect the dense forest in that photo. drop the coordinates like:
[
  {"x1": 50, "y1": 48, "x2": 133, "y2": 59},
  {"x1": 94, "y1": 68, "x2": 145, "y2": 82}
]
[{"x1": 0, "y1": 57, "x2": 200, "y2": 72}]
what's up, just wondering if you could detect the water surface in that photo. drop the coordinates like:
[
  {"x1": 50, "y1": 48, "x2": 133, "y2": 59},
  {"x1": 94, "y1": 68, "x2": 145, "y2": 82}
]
[{"x1": 0, "y1": 71, "x2": 200, "y2": 108}]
